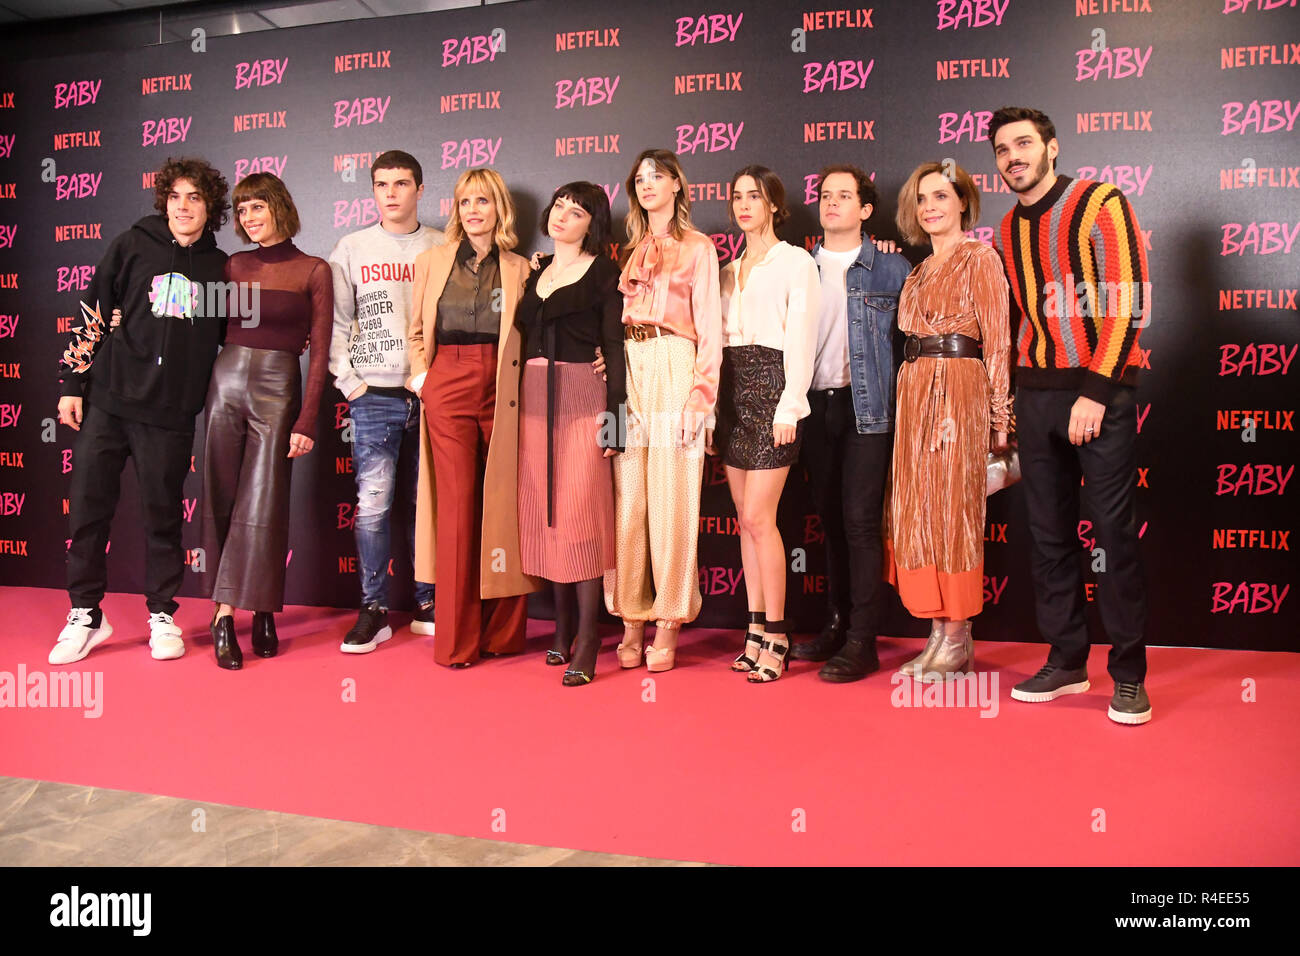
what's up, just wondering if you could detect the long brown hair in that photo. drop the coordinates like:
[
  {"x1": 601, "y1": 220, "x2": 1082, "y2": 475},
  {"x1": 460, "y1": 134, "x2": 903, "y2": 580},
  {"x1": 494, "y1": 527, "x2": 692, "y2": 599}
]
[{"x1": 622, "y1": 148, "x2": 695, "y2": 264}]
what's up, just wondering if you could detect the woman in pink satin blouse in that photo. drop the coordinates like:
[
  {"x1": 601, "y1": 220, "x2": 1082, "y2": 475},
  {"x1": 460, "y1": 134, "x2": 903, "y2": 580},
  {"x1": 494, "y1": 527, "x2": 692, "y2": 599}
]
[{"x1": 604, "y1": 148, "x2": 722, "y2": 674}]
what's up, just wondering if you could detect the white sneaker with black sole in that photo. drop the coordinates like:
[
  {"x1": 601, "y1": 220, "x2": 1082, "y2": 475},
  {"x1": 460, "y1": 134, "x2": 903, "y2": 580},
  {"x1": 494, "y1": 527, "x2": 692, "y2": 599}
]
[
  {"x1": 49, "y1": 608, "x2": 113, "y2": 665},
  {"x1": 148, "y1": 611, "x2": 185, "y2": 660},
  {"x1": 341, "y1": 604, "x2": 393, "y2": 654}
]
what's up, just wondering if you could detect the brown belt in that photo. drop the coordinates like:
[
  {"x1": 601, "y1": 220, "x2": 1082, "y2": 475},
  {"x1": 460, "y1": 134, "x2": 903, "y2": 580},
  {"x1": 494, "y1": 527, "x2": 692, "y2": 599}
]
[
  {"x1": 624, "y1": 323, "x2": 674, "y2": 342},
  {"x1": 904, "y1": 333, "x2": 982, "y2": 362}
]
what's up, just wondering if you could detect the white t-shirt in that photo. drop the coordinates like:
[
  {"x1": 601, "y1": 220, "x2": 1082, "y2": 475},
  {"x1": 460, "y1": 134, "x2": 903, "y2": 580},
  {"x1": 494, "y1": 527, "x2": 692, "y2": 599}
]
[{"x1": 810, "y1": 245, "x2": 859, "y2": 391}]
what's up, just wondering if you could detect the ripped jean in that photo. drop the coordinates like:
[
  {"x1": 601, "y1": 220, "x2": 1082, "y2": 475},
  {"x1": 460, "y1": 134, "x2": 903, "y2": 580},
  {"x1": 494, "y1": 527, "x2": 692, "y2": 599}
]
[{"x1": 348, "y1": 390, "x2": 434, "y2": 609}]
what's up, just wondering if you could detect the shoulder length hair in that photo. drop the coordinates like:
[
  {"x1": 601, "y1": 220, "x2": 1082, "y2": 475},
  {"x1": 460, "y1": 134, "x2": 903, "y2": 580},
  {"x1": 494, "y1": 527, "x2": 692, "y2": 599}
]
[
  {"x1": 895, "y1": 161, "x2": 980, "y2": 246},
  {"x1": 622, "y1": 149, "x2": 695, "y2": 264},
  {"x1": 444, "y1": 167, "x2": 518, "y2": 251},
  {"x1": 541, "y1": 181, "x2": 613, "y2": 258}
]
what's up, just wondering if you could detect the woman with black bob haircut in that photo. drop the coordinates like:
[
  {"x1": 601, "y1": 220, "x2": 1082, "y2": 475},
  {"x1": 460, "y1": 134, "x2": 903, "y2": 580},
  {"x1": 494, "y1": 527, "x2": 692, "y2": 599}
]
[{"x1": 516, "y1": 182, "x2": 626, "y2": 685}]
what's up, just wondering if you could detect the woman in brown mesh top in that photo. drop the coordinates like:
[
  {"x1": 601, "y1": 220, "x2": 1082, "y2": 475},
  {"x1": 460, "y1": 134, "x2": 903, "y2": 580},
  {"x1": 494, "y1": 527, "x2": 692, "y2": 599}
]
[
  {"x1": 885, "y1": 161, "x2": 1011, "y2": 681},
  {"x1": 201, "y1": 173, "x2": 333, "y2": 670}
]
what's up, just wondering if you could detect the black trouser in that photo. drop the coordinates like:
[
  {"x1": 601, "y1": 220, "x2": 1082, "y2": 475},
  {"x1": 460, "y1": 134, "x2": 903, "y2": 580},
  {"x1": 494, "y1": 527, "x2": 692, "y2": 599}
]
[
  {"x1": 1016, "y1": 386, "x2": 1147, "y2": 683},
  {"x1": 800, "y1": 387, "x2": 892, "y2": 642},
  {"x1": 67, "y1": 398, "x2": 194, "y2": 616}
]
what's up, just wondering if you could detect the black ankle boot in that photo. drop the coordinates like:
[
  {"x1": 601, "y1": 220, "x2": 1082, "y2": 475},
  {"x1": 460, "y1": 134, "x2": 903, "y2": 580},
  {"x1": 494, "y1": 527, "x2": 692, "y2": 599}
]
[
  {"x1": 818, "y1": 635, "x2": 879, "y2": 683},
  {"x1": 212, "y1": 615, "x2": 242, "y2": 670},
  {"x1": 791, "y1": 608, "x2": 847, "y2": 661},
  {"x1": 251, "y1": 612, "x2": 278, "y2": 658}
]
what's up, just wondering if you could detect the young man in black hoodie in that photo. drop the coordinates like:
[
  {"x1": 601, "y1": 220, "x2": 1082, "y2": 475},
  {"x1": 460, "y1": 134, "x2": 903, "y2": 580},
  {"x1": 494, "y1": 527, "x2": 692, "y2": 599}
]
[{"x1": 51, "y1": 157, "x2": 231, "y2": 664}]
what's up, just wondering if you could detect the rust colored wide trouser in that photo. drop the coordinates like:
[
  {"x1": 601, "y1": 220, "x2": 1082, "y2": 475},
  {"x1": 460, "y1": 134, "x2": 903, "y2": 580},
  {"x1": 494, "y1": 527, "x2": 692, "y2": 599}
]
[{"x1": 422, "y1": 344, "x2": 527, "y2": 666}]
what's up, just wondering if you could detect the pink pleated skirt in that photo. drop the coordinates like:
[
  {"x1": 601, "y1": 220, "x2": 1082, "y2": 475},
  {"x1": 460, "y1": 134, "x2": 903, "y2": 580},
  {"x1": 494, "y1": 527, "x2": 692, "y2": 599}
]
[{"x1": 518, "y1": 358, "x2": 616, "y2": 582}]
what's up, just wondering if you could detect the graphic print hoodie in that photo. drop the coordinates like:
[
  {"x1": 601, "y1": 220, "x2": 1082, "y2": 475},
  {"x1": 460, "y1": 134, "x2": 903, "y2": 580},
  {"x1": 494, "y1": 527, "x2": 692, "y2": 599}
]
[{"x1": 57, "y1": 214, "x2": 228, "y2": 431}]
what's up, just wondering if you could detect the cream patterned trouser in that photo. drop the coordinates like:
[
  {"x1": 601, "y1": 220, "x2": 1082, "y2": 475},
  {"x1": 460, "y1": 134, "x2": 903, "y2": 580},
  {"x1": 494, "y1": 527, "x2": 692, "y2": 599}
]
[{"x1": 604, "y1": 334, "x2": 705, "y2": 626}]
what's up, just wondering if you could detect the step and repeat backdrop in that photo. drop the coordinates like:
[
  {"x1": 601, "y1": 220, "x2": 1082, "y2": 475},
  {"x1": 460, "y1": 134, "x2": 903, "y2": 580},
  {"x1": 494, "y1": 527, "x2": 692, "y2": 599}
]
[{"x1": 0, "y1": 0, "x2": 1295, "y2": 650}]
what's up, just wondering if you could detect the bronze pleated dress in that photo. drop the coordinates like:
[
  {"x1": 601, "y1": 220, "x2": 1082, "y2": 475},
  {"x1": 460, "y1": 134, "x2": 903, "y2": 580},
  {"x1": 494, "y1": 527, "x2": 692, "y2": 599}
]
[{"x1": 884, "y1": 239, "x2": 1011, "y2": 620}]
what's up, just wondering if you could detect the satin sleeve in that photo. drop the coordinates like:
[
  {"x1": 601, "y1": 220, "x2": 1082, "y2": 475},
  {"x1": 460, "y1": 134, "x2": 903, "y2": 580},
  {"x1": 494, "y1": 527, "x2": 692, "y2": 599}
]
[{"x1": 686, "y1": 239, "x2": 723, "y2": 430}]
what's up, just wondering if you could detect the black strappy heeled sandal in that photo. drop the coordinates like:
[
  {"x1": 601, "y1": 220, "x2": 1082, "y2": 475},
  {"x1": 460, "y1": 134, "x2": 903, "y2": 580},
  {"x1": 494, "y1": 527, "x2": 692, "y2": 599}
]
[{"x1": 731, "y1": 611, "x2": 765, "y2": 672}]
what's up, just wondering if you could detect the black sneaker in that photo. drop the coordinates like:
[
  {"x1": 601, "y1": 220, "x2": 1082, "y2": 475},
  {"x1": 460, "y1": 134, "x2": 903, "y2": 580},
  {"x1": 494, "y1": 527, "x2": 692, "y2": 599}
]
[
  {"x1": 340, "y1": 604, "x2": 392, "y2": 654},
  {"x1": 410, "y1": 601, "x2": 436, "y2": 636},
  {"x1": 1010, "y1": 663, "x2": 1090, "y2": 702},
  {"x1": 1108, "y1": 681, "x2": 1152, "y2": 725}
]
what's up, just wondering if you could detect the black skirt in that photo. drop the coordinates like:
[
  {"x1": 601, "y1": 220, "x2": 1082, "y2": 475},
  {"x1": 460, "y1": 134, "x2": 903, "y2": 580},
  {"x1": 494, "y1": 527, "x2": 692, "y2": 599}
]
[{"x1": 714, "y1": 344, "x2": 803, "y2": 470}]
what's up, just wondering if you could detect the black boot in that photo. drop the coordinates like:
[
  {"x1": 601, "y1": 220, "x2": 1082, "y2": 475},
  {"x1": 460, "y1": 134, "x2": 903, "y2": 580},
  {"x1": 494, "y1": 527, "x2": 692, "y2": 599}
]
[
  {"x1": 251, "y1": 612, "x2": 278, "y2": 658},
  {"x1": 211, "y1": 614, "x2": 242, "y2": 671},
  {"x1": 818, "y1": 635, "x2": 879, "y2": 683},
  {"x1": 792, "y1": 608, "x2": 847, "y2": 662}
]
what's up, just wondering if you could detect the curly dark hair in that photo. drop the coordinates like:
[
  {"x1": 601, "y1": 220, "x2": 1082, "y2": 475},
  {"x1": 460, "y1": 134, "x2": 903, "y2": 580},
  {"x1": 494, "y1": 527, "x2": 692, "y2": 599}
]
[{"x1": 153, "y1": 157, "x2": 230, "y2": 232}]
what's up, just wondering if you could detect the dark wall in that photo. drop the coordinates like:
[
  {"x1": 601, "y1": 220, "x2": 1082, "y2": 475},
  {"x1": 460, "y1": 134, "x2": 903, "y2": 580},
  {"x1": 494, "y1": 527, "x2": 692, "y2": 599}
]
[{"x1": 0, "y1": 0, "x2": 1296, "y2": 650}]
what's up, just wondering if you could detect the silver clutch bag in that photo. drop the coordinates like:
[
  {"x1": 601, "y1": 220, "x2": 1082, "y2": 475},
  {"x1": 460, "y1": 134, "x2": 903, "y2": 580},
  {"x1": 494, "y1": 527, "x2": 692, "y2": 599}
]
[{"x1": 986, "y1": 448, "x2": 1021, "y2": 496}]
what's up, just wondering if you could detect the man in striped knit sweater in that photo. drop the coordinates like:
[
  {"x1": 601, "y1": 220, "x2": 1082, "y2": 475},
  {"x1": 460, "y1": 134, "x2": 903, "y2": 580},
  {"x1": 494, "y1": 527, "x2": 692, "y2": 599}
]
[{"x1": 990, "y1": 107, "x2": 1152, "y2": 725}]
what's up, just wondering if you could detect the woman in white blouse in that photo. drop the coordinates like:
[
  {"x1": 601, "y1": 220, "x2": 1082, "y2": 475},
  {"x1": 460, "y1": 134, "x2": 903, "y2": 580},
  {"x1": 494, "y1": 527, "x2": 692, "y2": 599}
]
[{"x1": 710, "y1": 166, "x2": 821, "y2": 683}]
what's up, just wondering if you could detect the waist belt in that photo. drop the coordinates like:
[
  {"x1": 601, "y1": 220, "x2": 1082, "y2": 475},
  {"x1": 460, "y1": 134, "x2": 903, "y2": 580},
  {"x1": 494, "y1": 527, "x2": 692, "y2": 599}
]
[
  {"x1": 624, "y1": 323, "x2": 674, "y2": 342},
  {"x1": 904, "y1": 333, "x2": 982, "y2": 363}
]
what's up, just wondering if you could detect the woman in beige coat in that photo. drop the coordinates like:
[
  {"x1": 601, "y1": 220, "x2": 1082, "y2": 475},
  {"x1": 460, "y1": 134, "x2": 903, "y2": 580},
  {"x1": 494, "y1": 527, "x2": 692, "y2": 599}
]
[{"x1": 407, "y1": 167, "x2": 539, "y2": 667}]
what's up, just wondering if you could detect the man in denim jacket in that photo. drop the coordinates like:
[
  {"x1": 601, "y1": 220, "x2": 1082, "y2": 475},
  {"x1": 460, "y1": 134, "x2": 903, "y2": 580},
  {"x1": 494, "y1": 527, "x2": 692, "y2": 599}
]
[{"x1": 795, "y1": 165, "x2": 911, "y2": 682}]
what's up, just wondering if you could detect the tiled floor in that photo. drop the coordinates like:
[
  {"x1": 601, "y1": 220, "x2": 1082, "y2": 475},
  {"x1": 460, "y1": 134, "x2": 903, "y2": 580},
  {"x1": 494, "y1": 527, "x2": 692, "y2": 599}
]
[{"x1": 0, "y1": 777, "x2": 706, "y2": 867}]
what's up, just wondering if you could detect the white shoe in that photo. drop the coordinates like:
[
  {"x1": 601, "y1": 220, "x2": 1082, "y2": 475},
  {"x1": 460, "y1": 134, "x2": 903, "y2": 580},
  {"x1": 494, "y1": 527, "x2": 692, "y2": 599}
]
[
  {"x1": 148, "y1": 611, "x2": 185, "y2": 660},
  {"x1": 49, "y1": 608, "x2": 113, "y2": 665}
]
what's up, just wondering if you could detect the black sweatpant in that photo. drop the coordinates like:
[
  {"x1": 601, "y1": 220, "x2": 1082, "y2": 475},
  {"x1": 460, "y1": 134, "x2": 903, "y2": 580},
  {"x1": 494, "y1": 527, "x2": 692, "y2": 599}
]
[{"x1": 66, "y1": 399, "x2": 195, "y2": 616}]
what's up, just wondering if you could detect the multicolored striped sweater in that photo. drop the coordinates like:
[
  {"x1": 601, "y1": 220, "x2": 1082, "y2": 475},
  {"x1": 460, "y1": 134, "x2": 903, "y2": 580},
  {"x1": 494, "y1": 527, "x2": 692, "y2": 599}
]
[{"x1": 998, "y1": 176, "x2": 1150, "y2": 404}]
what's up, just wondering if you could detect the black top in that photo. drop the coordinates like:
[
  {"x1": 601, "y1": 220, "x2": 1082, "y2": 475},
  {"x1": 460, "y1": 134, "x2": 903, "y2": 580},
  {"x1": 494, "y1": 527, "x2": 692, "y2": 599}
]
[
  {"x1": 436, "y1": 239, "x2": 500, "y2": 345},
  {"x1": 57, "y1": 214, "x2": 228, "y2": 431},
  {"x1": 517, "y1": 254, "x2": 627, "y2": 425}
]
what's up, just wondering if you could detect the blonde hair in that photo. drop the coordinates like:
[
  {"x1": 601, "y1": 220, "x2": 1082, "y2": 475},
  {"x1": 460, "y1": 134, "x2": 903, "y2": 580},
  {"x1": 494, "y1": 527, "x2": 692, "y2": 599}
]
[
  {"x1": 622, "y1": 149, "x2": 695, "y2": 264},
  {"x1": 444, "y1": 167, "x2": 518, "y2": 251},
  {"x1": 895, "y1": 161, "x2": 980, "y2": 246}
]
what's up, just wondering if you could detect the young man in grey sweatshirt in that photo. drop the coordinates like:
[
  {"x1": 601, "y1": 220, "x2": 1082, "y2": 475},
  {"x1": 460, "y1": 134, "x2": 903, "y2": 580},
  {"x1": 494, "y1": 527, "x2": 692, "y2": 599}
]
[{"x1": 329, "y1": 150, "x2": 445, "y2": 652}]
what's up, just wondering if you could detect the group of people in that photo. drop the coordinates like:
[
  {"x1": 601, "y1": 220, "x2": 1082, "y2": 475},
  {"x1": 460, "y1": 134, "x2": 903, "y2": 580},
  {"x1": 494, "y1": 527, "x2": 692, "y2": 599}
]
[{"x1": 49, "y1": 105, "x2": 1154, "y2": 724}]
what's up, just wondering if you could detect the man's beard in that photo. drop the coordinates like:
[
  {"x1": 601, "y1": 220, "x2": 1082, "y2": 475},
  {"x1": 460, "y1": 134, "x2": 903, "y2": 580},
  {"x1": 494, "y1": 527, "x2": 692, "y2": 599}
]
[{"x1": 1004, "y1": 150, "x2": 1051, "y2": 194}]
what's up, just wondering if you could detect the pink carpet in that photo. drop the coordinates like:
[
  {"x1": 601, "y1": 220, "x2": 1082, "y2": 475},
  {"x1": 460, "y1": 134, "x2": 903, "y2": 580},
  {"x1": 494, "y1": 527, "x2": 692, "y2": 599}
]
[{"x1": 1, "y1": 585, "x2": 1296, "y2": 865}]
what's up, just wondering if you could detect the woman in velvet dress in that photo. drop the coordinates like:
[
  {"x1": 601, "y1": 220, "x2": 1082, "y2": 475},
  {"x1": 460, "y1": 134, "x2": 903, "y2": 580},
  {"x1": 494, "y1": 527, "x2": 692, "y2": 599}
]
[
  {"x1": 516, "y1": 182, "x2": 625, "y2": 686},
  {"x1": 203, "y1": 173, "x2": 333, "y2": 669},
  {"x1": 884, "y1": 161, "x2": 1011, "y2": 681}
]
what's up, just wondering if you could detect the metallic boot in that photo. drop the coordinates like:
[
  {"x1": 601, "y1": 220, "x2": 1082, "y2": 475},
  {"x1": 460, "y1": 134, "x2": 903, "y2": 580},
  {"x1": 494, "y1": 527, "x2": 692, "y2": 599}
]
[
  {"x1": 917, "y1": 620, "x2": 974, "y2": 683},
  {"x1": 897, "y1": 619, "x2": 944, "y2": 678}
]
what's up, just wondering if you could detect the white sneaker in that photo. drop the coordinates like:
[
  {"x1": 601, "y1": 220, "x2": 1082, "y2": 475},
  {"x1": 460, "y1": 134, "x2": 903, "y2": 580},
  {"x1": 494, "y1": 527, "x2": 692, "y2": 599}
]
[
  {"x1": 49, "y1": 608, "x2": 113, "y2": 665},
  {"x1": 148, "y1": 611, "x2": 185, "y2": 660}
]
